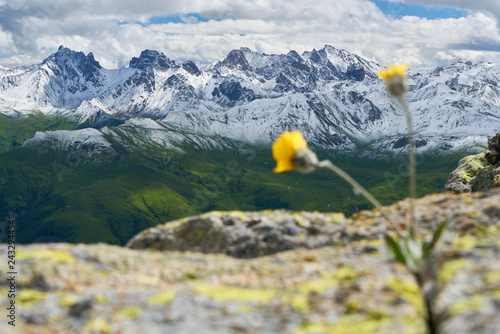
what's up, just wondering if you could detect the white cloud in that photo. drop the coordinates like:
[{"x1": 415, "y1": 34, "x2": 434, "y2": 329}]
[{"x1": 0, "y1": 0, "x2": 499, "y2": 69}]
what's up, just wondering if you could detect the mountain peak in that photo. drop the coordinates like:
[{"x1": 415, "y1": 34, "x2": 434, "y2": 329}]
[
  {"x1": 44, "y1": 46, "x2": 102, "y2": 70},
  {"x1": 129, "y1": 50, "x2": 174, "y2": 71},
  {"x1": 216, "y1": 49, "x2": 252, "y2": 71}
]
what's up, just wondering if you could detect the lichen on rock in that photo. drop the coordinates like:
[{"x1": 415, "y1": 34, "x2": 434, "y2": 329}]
[
  {"x1": 444, "y1": 132, "x2": 500, "y2": 193},
  {"x1": 6, "y1": 190, "x2": 500, "y2": 333}
]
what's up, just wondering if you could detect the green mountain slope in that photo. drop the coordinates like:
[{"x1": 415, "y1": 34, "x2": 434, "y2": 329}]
[
  {"x1": 0, "y1": 113, "x2": 78, "y2": 153},
  {"x1": 0, "y1": 118, "x2": 465, "y2": 245}
]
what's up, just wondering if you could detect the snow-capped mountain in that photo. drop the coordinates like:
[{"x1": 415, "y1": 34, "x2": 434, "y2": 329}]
[{"x1": 1, "y1": 45, "x2": 499, "y2": 154}]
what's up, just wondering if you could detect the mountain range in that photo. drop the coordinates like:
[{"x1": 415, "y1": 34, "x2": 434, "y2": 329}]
[
  {"x1": 1, "y1": 45, "x2": 498, "y2": 153},
  {"x1": 0, "y1": 45, "x2": 498, "y2": 244}
]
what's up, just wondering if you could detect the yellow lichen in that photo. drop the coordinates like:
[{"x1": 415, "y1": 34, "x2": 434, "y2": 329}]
[
  {"x1": 49, "y1": 315, "x2": 62, "y2": 324},
  {"x1": 58, "y1": 293, "x2": 77, "y2": 307},
  {"x1": 332, "y1": 265, "x2": 359, "y2": 282},
  {"x1": 294, "y1": 266, "x2": 358, "y2": 296},
  {"x1": 346, "y1": 299, "x2": 364, "y2": 314},
  {"x1": 402, "y1": 315, "x2": 427, "y2": 334},
  {"x1": 437, "y1": 258, "x2": 469, "y2": 284},
  {"x1": 483, "y1": 271, "x2": 500, "y2": 284},
  {"x1": 115, "y1": 306, "x2": 141, "y2": 319},
  {"x1": 193, "y1": 283, "x2": 278, "y2": 303},
  {"x1": 457, "y1": 153, "x2": 488, "y2": 183},
  {"x1": 452, "y1": 236, "x2": 477, "y2": 251},
  {"x1": 94, "y1": 293, "x2": 110, "y2": 304},
  {"x1": 146, "y1": 291, "x2": 176, "y2": 305},
  {"x1": 138, "y1": 275, "x2": 160, "y2": 285},
  {"x1": 492, "y1": 289, "x2": 500, "y2": 299},
  {"x1": 18, "y1": 276, "x2": 30, "y2": 285},
  {"x1": 214, "y1": 211, "x2": 248, "y2": 221},
  {"x1": 296, "y1": 277, "x2": 338, "y2": 295},
  {"x1": 359, "y1": 239, "x2": 384, "y2": 247},
  {"x1": 386, "y1": 278, "x2": 425, "y2": 315},
  {"x1": 84, "y1": 319, "x2": 110, "y2": 333},
  {"x1": 18, "y1": 289, "x2": 47, "y2": 308},
  {"x1": 330, "y1": 212, "x2": 346, "y2": 224},
  {"x1": 286, "y1": 294, "x2": 310, "y2": 313},
  {"x1": 292, "y1": 213, "x2": 309, "y2": 227},
  {"x1": 195, "y1": 229, "x2": 204, "y2": 239},
  {"x1": 294, "y1": 314, "x2": 391, "y2": 334},
  {"x1": 18, "y1": 249, "x2": 75, "y2": 264},
  {"x1": 487, "y1": 225, "x2": 500, "y2": 234},
  {"x1": 448, "y1": 296, "x2": 485, "y2": 316},
  {"x1": 285, "y1": 266, "x2": 358, "y2": 313}
]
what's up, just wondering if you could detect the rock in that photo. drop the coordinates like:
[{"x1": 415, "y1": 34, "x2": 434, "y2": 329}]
[
  {"x1": 443, "y1": 152, "x2": 490, "y2": 193},
  {"x1": 68, "y1": 300, "x2": 93, "y2": 317},
  {"x1": 444, "y1": 132, "x2": 500, "y2": 193},
  {"x1": 126, "y1": 211, "x2": 347, "y2": 258},
  {"x1": 8, "y1": 190, "x2": 500, "y2": 334},
  {"x1": 485, "y1": 132, "x2": 500, "y2": 165}
]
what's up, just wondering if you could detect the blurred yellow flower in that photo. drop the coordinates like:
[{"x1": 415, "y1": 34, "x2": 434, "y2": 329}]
[
  {"x1": 272, "y1": 131, "x2": 308, "y2": 173},
  {"x1": 378, "y1": 64, "x2": 408, "y2": 81}
]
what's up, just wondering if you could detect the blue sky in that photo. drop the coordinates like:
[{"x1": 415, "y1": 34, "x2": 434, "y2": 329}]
[
  {"x1": 370, "y1": 0, "x2": 468, "y2": 19},
  {"x1": 121, "y1": 13, "x2": 214, "y2": 27},
  {"x1": 0, "y1": 0, "x2": 499, "y2": 69}
]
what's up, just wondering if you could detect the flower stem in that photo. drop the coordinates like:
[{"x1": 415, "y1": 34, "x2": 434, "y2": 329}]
[
  {"x1": 317, "y1": 160, "x2": 399, "y2": 232},
  {"x1": 398, "y1": 96, "x2": 417, "y2": 237}
]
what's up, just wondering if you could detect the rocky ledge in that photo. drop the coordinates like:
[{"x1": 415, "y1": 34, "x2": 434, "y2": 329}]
[
  {"x1": 3, "y1": 189, "x2": 500, "y2": 334},
  {"x1": 444, "y1": 132, "x2": 500, "y2": 193}
]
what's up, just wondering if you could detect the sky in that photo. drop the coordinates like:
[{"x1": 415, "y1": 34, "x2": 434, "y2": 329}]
[{"x1": 0, "y1": 0, "x2": 499, "y2": 69}]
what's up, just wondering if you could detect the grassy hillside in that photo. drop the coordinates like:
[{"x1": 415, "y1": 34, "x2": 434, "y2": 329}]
[
  {"x1": 0, "y1": 113, "x2": 78, "y2": 152},
  {"x1": 0, "y1": 114, "x2": 467, "y2": 244},
  {"x1": 0, "y1": 134, "x2": 463, "y2": 245}
]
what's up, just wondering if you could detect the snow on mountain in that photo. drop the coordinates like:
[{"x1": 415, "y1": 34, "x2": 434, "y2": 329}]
[{"x1": 1, "y1": 45, "x2": 499, "y2": 154}]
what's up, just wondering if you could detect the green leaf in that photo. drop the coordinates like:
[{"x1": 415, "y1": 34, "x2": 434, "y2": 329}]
[
  {"x1": 408, "y1": 225, "x2": 415, "y2": 240},
  {"x1": 422, "y1": 221, "x2": 448, "y2": 258},
  {"x1": 385, "y1": 234, "x2": 407, "y2": 265}
]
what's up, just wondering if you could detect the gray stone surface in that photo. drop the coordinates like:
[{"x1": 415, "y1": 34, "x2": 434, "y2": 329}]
[{"x1": 3, "y1": 190, "x2": 500, "y2": 334}]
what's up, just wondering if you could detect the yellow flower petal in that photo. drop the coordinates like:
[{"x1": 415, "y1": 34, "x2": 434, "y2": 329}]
[
  {"x1": 272, "y1": 131, "x2": 308, "y2": 173},
  {"x1": 378, "y1": 64, "x2": 408, "y2": 81}
]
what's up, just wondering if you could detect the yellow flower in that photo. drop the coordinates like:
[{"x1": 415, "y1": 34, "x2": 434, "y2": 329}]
[
  {"x1": 272, "y1": 131, "x2": 308, "y2": 173},
  {"x1": 378, "y1": 64, "x2": 408, "y2": 81},
  {"x1": 379, "y1": 64, "x2": 408, "y2": 98}
]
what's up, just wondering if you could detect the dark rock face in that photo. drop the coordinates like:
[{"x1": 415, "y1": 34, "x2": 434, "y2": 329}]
[
  {"x1": 129, "y1": 50, "x2": 174, "y2": 71},
  {"x1": 164, "y1": 74, "x2": 195, "y2": 97},
  {"x1": 444, "y1": 132, "x2": 500, "y2": 193},
  {"x1": 126, "y1": 211, "x2": 347, "y2": 258},
  {"x1": 485, "y1": 132, "x2": 500, "y2": 165},
  {"x1": 392, "y1": 137, "x2": 428, "y2": 149},
  {"x1": 212, "y1": 80, "x2": 257, "y2": 104},
  {"x1": 393, "y1": 137, "x2": 408, "y2": 149},
  {"x1": 181, "y1": 60, "x2": 201, "y2": 76},
  {"x1": 345, "y1": 63, "x2": 365, "y2": 81}
]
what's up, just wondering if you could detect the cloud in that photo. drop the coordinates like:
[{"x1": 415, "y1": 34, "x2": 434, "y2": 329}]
[{"x1": 0, "y1": 0, "x2": 499, "y2": 69}]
